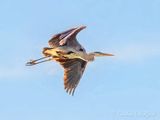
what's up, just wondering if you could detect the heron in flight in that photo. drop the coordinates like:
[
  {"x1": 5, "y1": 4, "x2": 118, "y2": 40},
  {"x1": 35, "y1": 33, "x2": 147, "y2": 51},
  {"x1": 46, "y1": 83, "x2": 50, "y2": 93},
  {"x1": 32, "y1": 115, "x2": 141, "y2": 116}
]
[{"x1": 26, "y1": 26, "x2": 114, "y2": 95}]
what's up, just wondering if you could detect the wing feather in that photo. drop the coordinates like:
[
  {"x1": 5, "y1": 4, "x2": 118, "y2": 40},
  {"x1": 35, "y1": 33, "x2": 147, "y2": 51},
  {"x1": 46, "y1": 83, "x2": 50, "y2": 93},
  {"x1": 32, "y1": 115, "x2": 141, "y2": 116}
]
[
  {"x1": 48, "y1": 26, "x2": 86, "y2": 52},
  {"x1": 55, "y1": 58, "x2": 87, "y2": 95},
  {"x1": 48, "y1": 28, "x2": 76, "y2": 48}
]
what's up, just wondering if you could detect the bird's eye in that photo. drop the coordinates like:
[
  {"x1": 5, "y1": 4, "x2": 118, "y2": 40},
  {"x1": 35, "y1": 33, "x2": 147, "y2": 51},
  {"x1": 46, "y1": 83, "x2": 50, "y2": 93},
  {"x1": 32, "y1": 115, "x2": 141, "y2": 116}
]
[{"x1": 79, "y1": 48, "x2": 84, "y2": 51}]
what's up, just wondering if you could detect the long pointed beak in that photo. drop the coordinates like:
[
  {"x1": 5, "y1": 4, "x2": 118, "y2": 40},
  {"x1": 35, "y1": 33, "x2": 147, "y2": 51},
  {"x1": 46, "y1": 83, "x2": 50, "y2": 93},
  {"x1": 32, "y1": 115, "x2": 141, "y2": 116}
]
[
  {"x1": 93, "y1": 52, "x2": 114, "y2": 57},
  {"x1": 101, "y1": 53, "x2": 114, "y2": 56}
]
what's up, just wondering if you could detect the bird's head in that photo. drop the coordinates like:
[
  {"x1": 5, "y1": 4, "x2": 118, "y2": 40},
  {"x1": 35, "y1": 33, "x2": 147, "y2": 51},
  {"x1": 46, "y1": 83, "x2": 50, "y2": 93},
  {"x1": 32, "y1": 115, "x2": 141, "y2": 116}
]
[{"x1": 87, "y1": 52, "x2": 114, "y2": 61}]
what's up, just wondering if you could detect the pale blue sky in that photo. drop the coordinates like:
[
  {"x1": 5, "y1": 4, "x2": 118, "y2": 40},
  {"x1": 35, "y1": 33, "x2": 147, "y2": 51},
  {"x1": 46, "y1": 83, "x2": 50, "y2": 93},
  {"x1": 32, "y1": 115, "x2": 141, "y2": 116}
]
[{"x1": 0, "y1": 0, "x2": 160, "y2": 120}]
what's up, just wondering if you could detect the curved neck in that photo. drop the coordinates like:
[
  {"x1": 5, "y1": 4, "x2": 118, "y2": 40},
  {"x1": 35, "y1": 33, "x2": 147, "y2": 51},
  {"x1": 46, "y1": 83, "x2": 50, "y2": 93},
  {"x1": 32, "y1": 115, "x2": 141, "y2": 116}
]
[{"x1": 86, "y1": 53, "x2": 95, "y2": 61}]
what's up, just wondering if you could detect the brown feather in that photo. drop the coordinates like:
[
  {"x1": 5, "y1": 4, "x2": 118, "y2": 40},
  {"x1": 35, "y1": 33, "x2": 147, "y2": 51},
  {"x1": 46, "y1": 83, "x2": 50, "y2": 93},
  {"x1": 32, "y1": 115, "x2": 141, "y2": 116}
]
[
  {"x1": 48, "y1": 26, "x2": 87, "y2": 95},
  {"x1": 54, "y1": 58, "x2": 87, "y2": 95},
  {"x1": 48, "y1": 27, "x2": 86, "y2": 52}
]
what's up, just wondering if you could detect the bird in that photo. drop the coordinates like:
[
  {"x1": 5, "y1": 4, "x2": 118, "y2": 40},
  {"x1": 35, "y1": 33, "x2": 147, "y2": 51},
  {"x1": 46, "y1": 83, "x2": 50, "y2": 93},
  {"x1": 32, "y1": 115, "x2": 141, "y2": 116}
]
[{"x1": 26, "y1": 26, "x2": 114, "y2": 95}]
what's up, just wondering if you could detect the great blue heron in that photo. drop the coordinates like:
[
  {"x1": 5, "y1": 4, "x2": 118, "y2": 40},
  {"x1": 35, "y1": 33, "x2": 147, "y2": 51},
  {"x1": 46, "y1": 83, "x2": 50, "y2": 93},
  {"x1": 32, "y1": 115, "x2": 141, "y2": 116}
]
[{"x1": 26, "y1": 26, "x2": 114, "y2": 95}]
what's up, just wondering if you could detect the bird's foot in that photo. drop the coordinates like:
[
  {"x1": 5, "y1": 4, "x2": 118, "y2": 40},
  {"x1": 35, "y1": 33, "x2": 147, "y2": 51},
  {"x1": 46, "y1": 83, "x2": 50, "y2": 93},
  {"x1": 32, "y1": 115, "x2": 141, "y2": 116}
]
[{"x1": 26, "y1": 59, "x2": 37, "y2": 66}]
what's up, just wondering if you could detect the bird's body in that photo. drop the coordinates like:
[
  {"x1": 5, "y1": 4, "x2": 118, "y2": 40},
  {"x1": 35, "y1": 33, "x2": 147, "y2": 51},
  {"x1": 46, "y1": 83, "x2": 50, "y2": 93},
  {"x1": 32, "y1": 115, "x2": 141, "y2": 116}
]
[
  {"x1": 43, "y1": 46, "x2": 87, "y2": 60},
  {"x1": 26, "y1": 26, "x2": 114, "y2": 95},
  {"x1": 43, "y1": 46, "x2": 113, "y2": 62}
]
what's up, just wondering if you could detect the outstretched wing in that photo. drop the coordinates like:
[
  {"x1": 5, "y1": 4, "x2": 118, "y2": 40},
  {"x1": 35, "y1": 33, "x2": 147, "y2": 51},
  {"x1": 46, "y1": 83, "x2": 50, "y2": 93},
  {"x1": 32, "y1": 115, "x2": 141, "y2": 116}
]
[
  {"x1": 54, "y1": 58, "x2": 87, "y2": 95},
  {"x1": 48, "y1": 27, "x2": 76, "y2": 48},
  {"x1": 48, "y1": 26, "x2": 86, "y2": 51}
]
